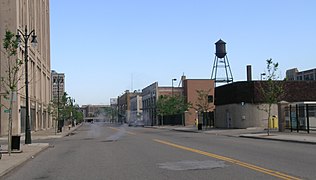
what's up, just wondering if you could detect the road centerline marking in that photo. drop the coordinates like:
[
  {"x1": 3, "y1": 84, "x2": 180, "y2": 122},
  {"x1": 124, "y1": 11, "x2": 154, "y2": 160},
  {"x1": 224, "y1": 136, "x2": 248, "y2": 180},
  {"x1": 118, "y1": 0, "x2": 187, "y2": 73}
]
[{"x1": 153, "y1": 139, "x2": 301, "y2": 180}]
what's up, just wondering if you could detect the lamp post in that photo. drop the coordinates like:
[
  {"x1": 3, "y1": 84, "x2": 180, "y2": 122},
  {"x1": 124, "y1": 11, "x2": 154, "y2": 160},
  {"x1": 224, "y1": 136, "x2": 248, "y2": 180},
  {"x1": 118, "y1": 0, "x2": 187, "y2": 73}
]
[
  {"x1": 56, "y1": 75, "x2": 63, "y2": 132},
  {"x1": 53, "y1": 74, "x2": 63, "y2": 133},
  {"x1": 16, "y1": 25, "x2": 37, "y2": 144},
  {"x1": 71, "y1": 98, "x2": 75, "y2": 127},
  {"x1": 171, "y1": 78, "x2": 177, "y2": 96},
  {"x1": 260, "y1": 73, "x2": 266, "y2": 80}
]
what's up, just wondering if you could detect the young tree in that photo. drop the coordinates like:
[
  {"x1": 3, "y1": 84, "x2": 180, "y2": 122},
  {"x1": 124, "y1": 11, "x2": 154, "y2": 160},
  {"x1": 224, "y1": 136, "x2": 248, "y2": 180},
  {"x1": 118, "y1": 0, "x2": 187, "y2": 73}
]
[
  {"x1": 259, "y1": 58, "x2": 284, "y2": 135},
  {"x1": 0, "y1": 31, "x2": 22, "y2": 155},
  {"x1": 194, "y1": 89, "x2": 214, "y2": 127}
]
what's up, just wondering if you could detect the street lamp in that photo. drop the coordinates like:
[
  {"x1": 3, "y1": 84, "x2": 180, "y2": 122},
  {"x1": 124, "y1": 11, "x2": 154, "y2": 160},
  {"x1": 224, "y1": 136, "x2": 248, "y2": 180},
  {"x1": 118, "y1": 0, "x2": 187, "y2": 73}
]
[
  {"x1": 260, "y1": 73, "x2": 266, "y2": 80},
  {"x1": 54, "y1": 75, "x2": 63, "y2": 133},
  {"x1": 171, "y1": 78, "x2": 177, "y2": 96},
  {"x1": 16, "y1": 25, "x2": 37, "y2": 144},
  {"x1": 71, "y1": 98, "x2": 75, "y2": 127}
]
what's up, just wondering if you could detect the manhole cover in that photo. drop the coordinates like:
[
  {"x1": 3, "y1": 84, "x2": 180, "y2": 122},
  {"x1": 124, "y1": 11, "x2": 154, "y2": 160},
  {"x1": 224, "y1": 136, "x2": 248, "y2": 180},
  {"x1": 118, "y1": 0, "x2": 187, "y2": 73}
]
[{"x1": 158, "y1": 160, "x2": 227, "y2": 171}]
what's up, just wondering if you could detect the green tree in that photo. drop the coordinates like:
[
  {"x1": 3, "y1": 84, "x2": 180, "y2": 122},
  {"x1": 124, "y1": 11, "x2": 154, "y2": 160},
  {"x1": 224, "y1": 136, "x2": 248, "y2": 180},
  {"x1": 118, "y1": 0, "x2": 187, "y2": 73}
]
[
  {"x1": 0, "y1": 31, "x2": 22, "y2": 155},
  {"x1": 73, "y1": 104, "x2": 84, "y2": 123},
  {"x1": 156, "y1": 95, "x2": 191, "y2": 125},
  {"x1": 259, "y1": 58, "x2": 284, "y2": 135}
]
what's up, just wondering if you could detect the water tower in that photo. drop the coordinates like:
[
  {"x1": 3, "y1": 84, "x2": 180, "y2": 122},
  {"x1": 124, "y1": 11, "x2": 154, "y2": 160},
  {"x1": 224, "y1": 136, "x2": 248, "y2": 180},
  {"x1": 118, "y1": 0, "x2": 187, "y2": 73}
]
[{"x1": 211, "y1": 39, "x2": 233, "y2": 84}]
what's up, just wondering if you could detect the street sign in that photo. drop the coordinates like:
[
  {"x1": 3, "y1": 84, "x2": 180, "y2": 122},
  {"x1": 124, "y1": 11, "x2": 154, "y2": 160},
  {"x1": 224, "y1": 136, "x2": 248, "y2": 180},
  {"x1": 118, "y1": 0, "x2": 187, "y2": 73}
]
[{"x1": 4, "y1": 109, "x2": 11, "y2": 113}]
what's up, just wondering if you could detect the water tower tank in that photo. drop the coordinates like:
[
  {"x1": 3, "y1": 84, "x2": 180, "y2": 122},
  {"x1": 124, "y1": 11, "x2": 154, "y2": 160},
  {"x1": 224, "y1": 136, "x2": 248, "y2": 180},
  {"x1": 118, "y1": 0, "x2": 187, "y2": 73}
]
[{"x1": 215, "y1": 39, "x2": 227, "y2": 58}]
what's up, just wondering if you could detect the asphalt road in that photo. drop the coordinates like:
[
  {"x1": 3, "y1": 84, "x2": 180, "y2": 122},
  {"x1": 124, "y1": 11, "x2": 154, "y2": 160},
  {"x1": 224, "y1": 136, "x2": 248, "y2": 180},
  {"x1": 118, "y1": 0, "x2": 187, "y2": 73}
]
[{"x1": 3, "y1": 122, "x2": 316, "y2": 180}]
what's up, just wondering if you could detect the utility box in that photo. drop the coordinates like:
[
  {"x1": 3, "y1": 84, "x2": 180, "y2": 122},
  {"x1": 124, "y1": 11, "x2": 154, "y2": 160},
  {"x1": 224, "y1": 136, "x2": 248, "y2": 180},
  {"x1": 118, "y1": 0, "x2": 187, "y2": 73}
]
[{"x1": 269, "y1": 116, "x2": 278, "y2": 129}]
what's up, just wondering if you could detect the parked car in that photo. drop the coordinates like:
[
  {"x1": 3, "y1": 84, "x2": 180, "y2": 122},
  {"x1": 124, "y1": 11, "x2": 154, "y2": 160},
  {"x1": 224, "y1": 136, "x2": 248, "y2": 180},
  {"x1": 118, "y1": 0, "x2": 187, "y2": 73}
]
[
  {"x1": 134, "y1": 120, "x2": 144, "y2": 127},
  {"x1": 128, "y1": 121, "x2": 135, "y2": 127}
]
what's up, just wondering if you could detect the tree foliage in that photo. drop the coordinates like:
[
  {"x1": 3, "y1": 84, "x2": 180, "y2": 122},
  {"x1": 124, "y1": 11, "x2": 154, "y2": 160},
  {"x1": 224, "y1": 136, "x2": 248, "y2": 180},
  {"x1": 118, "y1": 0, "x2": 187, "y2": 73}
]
[
  {"x1": 50, "y1": 92, "x2": 83, "y2": 126},
  {"x1": 156, "y1": 95, "x2": 191, "y2": 117},
  {"x1": 194, "y1": 89, "x2": 214, "y2": 113}
]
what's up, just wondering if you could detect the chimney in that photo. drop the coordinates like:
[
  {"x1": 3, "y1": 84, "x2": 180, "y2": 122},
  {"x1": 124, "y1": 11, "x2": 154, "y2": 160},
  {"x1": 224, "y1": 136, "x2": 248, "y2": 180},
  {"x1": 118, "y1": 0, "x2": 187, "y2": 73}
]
[{"x1": 246, "y1": 65, "x2": 252, "y2": 81}]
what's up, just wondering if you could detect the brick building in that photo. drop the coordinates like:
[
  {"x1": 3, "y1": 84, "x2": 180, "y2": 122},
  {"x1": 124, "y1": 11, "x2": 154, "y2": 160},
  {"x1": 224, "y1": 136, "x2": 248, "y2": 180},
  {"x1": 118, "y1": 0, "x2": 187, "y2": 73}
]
[
  {"x1": 117, "y1": 90, "x2": 140, "y2": 123},
  {"x1": 183, "y1": 79, "x2": 215, "y2": 126},
  {"x1": 142, "y1": 78, "x2": 215, "y2": 126}
]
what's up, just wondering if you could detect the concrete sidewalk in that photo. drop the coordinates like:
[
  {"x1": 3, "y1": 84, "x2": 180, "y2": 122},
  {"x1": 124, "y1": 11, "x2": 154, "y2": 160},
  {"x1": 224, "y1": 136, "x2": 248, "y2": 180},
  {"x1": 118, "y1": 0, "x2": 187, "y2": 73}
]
[
  {"x1": 0, "y1": 124, "x2": 81, "y2": 178},
  {"x1": 151, "y1": 125, "x2": 316, "y2": 145},
  {"x1": 239, "y1": 132, "x2": 316, "y2": 144}
]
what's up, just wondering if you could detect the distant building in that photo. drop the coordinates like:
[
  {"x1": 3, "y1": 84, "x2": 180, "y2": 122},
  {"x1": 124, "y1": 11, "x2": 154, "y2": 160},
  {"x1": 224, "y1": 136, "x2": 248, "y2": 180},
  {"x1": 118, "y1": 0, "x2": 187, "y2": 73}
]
[
  {"x1": 130, "y1": 95, "x2": 143, "y2": 122},
  {"x1": 81, "y1": 104, "x2": 110, "y2": 122},
  {"x1": 117, "y1": 90, "x2": 140, "y2": 123},
  {"x1": 142, "y1": 78, "x2": 215, "y2": 126},
  {"x1": 286, "y1": 68, "x2": 316, "y2": 81},
  {"x1": 51, "y1": 70, "x2": 65, "y2": 102},
  {"x1": 142, "y1": 82, "x2": 183, "y2": 126}
]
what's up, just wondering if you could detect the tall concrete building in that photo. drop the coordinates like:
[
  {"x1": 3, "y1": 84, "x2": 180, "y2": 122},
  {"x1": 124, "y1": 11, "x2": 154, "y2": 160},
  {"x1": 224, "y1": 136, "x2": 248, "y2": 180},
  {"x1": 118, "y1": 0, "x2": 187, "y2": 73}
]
[
  {"x1": 0, "y1": 0, "x2": 51, "y2": 136},
  {"x1": 51, "y1": 70, "x2": 65, "y2": 102}
]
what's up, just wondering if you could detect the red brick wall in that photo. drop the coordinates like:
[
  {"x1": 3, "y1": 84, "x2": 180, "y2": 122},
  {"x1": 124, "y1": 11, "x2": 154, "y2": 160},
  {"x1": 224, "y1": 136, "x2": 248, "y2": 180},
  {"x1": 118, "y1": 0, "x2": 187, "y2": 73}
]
[{"x1": 183, "y1": 79, "x2": 215, "y2": 125}]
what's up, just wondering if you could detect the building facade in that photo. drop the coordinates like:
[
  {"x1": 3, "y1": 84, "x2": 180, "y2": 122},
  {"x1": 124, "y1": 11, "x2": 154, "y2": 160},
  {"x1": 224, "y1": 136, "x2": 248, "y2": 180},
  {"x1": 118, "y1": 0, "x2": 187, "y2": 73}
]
[
  {"x1": 130, "y1": 95, "x2": 143, "y2": 122},
  {"x1": 0, "y1": 0, "x2": 51, "y2": 136},
  {"x1": 141, "y1": 79, "x2": 214, "y2": 126},
  {"x1": 183, "y1": 79, "x2": 215, "y2": 126},
  {"x1": 81, "y1": 104, "x2": 110, "y2": 122},
  {"x1": 214, "y1": 81, "x2": 316, "y2": 129},
  {"x1": 51, "y1": 70, "x2": 65, "y2": 102},
  {"x1": 117, "y1": 90, "x2": 140, "y2": 123},
  {"x1": 286, "y1": 68, "x2": 316, "y2": 81},
  {"x1": 141, "y1": 82, "x2": 184, "y2": 126}
]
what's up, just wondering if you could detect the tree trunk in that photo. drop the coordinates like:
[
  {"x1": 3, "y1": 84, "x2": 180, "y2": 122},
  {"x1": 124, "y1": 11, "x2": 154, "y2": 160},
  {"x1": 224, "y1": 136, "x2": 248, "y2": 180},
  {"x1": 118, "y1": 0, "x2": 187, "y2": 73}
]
[
  {"x1": 267, "y1": 104, "x2": 271, "y2": 136},
  {"x1": 8, "y1": 91, "x2": 14, "y2": 155}
]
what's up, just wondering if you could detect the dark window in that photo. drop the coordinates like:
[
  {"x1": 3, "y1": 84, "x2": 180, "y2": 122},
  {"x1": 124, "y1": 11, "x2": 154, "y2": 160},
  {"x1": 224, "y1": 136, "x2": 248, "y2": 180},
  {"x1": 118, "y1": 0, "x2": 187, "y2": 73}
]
[{"x1": 208, "y1": 95, "x2": 213, "y2": 103}]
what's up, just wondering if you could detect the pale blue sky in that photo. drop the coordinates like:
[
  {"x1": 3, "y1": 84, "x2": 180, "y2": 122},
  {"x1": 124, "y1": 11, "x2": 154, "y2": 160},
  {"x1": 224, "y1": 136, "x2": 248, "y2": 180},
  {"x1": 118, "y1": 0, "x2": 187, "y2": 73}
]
[{"x1": 50, "y1": 0, "x2": 316, "y2": 105}]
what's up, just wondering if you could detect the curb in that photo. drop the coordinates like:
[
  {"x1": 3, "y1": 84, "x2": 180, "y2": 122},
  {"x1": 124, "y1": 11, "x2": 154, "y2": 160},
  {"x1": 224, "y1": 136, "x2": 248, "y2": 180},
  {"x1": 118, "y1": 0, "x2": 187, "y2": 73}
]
[
  {"x1": 239, "y1": 135, "x2": 316, "y2": 145},
  {"x1": 0, "y1": 143, "x2": 49, "y2": 178},
  {"x1": 172, "y1": 129, "x2": 199, "y2": 133}
]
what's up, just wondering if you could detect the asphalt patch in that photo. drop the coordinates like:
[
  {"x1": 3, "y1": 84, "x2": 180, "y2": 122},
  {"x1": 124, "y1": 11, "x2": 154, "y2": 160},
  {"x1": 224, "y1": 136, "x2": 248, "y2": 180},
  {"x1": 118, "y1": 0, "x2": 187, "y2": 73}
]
[{"x1": 158, "y1": 160, "x2": 228, "y2": 171}]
